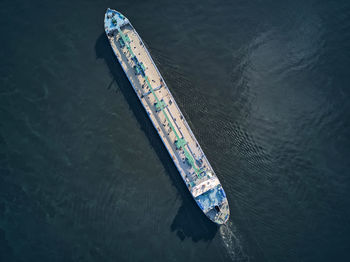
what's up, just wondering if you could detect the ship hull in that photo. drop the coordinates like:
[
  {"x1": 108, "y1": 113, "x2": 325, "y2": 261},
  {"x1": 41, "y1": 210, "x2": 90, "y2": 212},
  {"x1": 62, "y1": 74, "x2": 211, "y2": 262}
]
[{"x1": 104, "y1": 8, "x2": 230, "y2": 224}]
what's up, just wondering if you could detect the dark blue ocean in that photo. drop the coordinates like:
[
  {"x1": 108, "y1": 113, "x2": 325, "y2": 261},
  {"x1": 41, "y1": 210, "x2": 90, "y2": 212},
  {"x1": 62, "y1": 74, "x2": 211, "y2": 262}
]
[{"x1": 1, "y1": 0, "x2": 350, "y2": 261}]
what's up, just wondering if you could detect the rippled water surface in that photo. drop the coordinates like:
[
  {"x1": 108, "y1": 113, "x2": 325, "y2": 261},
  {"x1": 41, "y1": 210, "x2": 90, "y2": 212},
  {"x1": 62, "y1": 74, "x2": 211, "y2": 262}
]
[{"x1": 1, "y1": 0, "x2": 350, "y2": 261}]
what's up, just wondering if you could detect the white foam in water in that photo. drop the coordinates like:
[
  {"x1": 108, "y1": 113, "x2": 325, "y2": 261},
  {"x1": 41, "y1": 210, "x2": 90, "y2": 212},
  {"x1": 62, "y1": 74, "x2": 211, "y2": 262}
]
[{"x1": 219, "y1": 221, "x2": 247, "y2": 261}]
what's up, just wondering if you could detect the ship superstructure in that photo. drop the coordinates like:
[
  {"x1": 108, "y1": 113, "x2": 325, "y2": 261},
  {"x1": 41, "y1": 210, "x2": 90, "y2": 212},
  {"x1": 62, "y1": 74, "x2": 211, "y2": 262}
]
[{"x1": 104, "y1": 8, "x2": 229, "y2": 224}]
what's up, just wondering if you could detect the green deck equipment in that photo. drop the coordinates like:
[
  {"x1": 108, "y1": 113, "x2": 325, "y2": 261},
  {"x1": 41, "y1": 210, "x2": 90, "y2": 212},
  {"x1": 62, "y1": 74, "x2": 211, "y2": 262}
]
[{"x1": 117, "y1": 26, "x2": 201, "y2": 177}]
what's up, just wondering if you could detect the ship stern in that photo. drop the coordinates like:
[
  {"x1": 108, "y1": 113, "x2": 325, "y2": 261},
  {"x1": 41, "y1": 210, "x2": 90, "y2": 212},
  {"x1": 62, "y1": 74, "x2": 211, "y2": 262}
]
[
  {"x1": 205, "y1": 200, "x2": 230, "y2": 224},
  {"x1": 194, "y1": 185, "x2": 230, "y2": 225}
]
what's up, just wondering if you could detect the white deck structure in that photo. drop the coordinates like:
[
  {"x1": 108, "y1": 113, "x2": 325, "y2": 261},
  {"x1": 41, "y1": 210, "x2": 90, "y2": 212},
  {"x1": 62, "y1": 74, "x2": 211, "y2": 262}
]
[{"x1": 104, "y1": 8, "x2": 229, "y2": 224}]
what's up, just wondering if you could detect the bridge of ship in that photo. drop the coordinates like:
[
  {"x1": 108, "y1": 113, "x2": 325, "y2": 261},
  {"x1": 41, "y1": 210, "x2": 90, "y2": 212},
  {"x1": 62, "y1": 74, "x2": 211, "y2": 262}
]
[{"x1": 105, "y1": 10, "x2": 215, "y2": 186}]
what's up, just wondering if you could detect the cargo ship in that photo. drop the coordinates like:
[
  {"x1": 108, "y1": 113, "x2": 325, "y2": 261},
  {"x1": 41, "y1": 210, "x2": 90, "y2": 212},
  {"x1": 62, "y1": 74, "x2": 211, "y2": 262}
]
[{"x1": 104, "y1": 8, "x2": 229, "y2": 224}]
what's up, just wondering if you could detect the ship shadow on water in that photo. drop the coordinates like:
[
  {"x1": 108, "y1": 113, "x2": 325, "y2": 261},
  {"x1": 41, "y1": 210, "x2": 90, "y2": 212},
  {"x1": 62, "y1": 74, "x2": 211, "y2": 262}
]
[{"x1": 94, "y1": 33, "x2": 217, "y2": 242}]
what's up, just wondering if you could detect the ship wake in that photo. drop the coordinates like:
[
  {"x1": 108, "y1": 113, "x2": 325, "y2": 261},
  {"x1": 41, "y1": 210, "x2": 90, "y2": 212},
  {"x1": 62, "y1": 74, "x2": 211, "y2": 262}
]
[{"x1": 219, "y1": 221, "x2": 248, "y2": 261}]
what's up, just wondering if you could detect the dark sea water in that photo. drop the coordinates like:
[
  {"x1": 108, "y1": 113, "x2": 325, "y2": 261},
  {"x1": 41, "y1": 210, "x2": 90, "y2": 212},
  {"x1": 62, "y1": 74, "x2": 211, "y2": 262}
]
[{"x1": 1, "y1": 0, "x2": 350, "y2": 261}]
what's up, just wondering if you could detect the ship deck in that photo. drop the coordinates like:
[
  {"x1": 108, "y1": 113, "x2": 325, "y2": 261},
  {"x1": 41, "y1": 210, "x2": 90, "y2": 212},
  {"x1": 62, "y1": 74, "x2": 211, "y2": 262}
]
[{"x1": 108, "y1": 23, "x2": 219, "y2": 195}]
